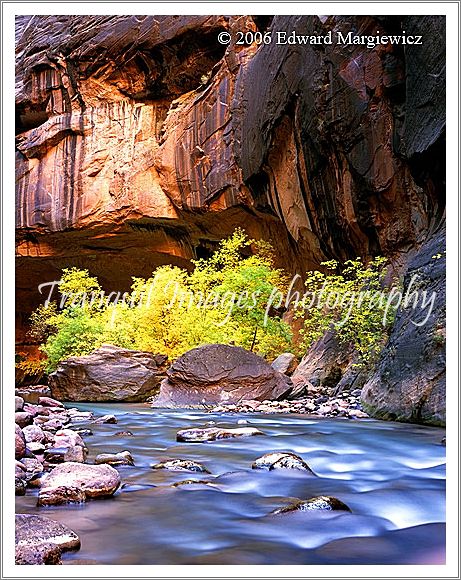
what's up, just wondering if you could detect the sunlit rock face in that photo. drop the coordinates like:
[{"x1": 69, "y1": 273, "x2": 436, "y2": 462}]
[{"x1": 15, "y1": 16, "x2": 445, "y2": 358}]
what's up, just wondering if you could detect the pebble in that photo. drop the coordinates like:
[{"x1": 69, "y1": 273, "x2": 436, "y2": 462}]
[{"x1": 208, "y1": 390, "x2": 369, "y2": 418}]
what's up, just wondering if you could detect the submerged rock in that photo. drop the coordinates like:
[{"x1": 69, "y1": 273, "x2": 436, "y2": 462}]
[
  {"x1": 94, "y1": 414, "x2": 117, "y2": 424},
  {"x1": 15, "y1": 514, "x2": 80, "y2": 564},
  {"x1": 154, "y1": 344, "x2": 292, "y2": 408},
  {"x1": 38, "y1": 461, "x2": 121, "y2": 505},
  {"x1": 151, "y1": 459, "x2": 210, "y2": 473},
  {"x1": 171, "y1": 479, "x2": 214, "y2": 487},
  {"x1": 252, "y1": 452, "x2": 314, "y2": 473},
  {"x1": 95, "y1": 450, "x2": 134, "y2": 466},
  {"x1": 176, "y1": 426, "x2": 264, "y2": 443},
  {"x1": 273, "y1": 496, "x2": 351, "y2": 514}
]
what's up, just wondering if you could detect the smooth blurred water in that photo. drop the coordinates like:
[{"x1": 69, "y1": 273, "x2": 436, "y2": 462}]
[{"x1": 15, "y1": 403, "x2": 446, "y2": 565}]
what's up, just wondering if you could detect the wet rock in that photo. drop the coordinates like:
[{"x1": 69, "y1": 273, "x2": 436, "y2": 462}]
[
  {"x1": 38, "y1": 485, "x2": 87, "y2": 506},
  {"x1": 273, "y1": 496, "x2": 352, "y2": 514},
  {"x1": 152, "y1": 459, "x2": 210, "y2": 473},
  {"x1": 114, "y1": 430, "x2": 133, "y2": 437},
  {"x1": 154, "y1": 344, "x2": 292, "y2": 408},
  {"x1": 15, "y1": 424, "x2": 26, "y2": 459},
  {"x1": 38, "y1": 462, "x2": 121, "y2": 504},
  {"x1": 94, "y1": 414, "x2": 117, "y2": 424},
  {"x1": 15, "y1": 396, "x2": 24, "y2": 411},
  {"x1": 441, "y1": 436, "x2": 446, "y2": 446},
  {"x1": 271, "y1": 353, "x2": 298, "y2": 376},
  {"x1": 95, "y1": 451, "x2": 134, "y2": 466},
  {"x1": 15, "y1": 513, "x2": 80, "y2": 564},
  {"x1": 176, "y1": 426, "x2": 264, "y2": 443},
  {"x1": 49, "y1": 345, "x2": 168, "y2": 402},
  {"x1": 171, "y1": 479, "x2": 214, "y2": 487},
  {"x1": 15, "y1": 411, "x2": 33, "y2": 428},
  {"x1": 22, "y1": 424, "x2": 45, "y2": 443},
  {"x1": 252, "y1": 452, "x2": 314, "y2": 473}
]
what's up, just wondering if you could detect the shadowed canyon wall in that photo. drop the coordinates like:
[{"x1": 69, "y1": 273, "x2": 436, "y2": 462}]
[{"x1": 16, "y1": 14, "x2": 446, "y2": 420}]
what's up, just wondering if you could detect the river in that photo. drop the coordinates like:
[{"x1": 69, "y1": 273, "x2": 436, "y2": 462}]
[{"x1": 15, "y1": 403, "x2": 446, "y2": 565}]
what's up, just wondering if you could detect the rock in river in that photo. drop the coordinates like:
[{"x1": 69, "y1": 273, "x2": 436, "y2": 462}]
[
  {"x1": 95, "y1": 450, "x2": 134, "y2": 466},
  {"x1": 252, "y1": 452, "x2": 314, "y2": 473},
  {"x1": 153, "y1": 344, "x2": 292, "y2": 408},
  {"x1": 49, "y1": 344, "x2": 168, "y2": 402},
  {"x1": 151, "y1": 459, "x2": 210, "y2": 473},
  {"x1": 177, "y1": 426, "x2": 264, "y2": 442},
  {"x1": 94, "y1": 414, "x2": 118, "y2": 424},
  {"x1": 15, "y1": 514, "x2": 80, "y2": 564},
  {"x1": 38, "y1": 461, "x2": 121, "y2": 505},
  {"x1": 38, "y1": 485, "x2": 87, "y2": 506},
  {"x1": 273, "y1": 496, "x2": 351, "y2": 514}
]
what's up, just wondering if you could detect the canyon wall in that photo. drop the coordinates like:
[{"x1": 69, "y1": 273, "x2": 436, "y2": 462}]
[{"x1": 15, "y1": 15, "x2": 445, "y2": 423}]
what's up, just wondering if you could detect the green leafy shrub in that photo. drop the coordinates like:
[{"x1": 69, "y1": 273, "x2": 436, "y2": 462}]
[
  {"x1": 33, "y1": 230, "x2": 293, "y2": 371},
  {"x1": 296, "y1": 257, "x2": 398, "y2": 366}
]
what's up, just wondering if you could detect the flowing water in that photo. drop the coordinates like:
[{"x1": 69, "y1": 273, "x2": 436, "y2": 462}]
[{"x1": 16, "y1": 403, "x2": 446, "y2": 565}]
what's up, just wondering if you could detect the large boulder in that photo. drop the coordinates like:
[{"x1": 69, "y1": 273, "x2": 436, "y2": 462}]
[
  {"x1": 290, "y1": 332, "x2": 366, "y2": 398},
  {"x1": 49, "y1": 344, "x2": 168, "y2": 402},
  {"x1": 153, "y1": 344, "x2": 292, "y2": 408},
  {"x1": 38, "y1": 461, "x2": 121, "y2": 505},
  {"x1": 361, "y1": 229, "x2": 446, "y2": 426},
  {"x1": 15, "y1": 514, "x2": 80, "y2": 564}
]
